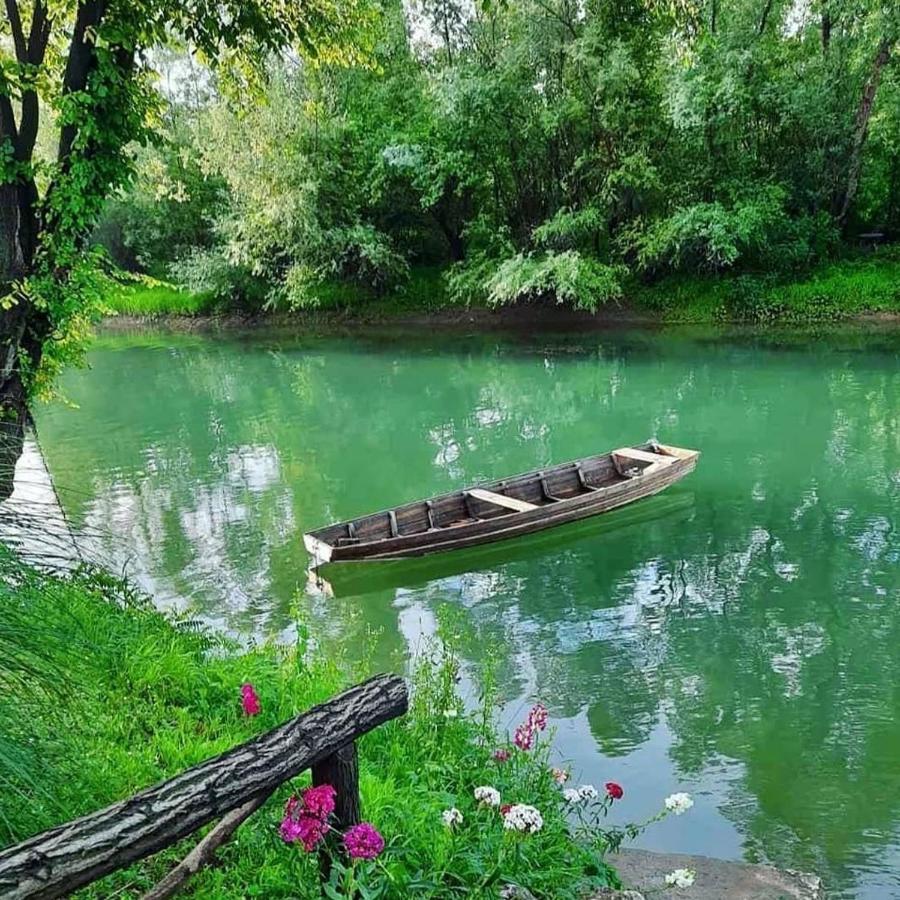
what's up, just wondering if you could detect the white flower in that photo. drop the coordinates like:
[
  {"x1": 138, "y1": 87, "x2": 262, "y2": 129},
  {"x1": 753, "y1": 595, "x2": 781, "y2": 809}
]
[
  {"x1": 562, "y1": 788, "x2": 581, "y2": 804},
  {"x1": 551, "y1": 767, "x2": 569, "y2": 784},
  {"x1": 443, "y1": 708, "x2": 459, "y2": 718},
  {"x1": 664, "y1": 792, "x2": 694, "y2": 816},
  {"x1": 577, "y1": 784, "x2": 599, "y2": 800},
  {"x1": 665, "y1": 868, "x2": 696, "y2": 888},
  {"x1": 474, "y1": 785, "x2": 501, "y2": 807},
  {"x1": 502, "y1": 803, "x2": 544, "y2": 833},
  {"x1": 442, "y1": 807, "x2": 463, "y2": 828}
]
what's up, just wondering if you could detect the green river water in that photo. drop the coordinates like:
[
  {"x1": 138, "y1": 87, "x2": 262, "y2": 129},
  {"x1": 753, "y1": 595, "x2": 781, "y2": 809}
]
[{"x1": 33, "y1": 324, "x2": 900, "y2": 898}]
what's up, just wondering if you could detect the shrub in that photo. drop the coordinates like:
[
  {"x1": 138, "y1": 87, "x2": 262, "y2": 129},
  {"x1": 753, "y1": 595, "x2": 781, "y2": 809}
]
[{"x1": 485, "y1": 251, "x2": 626, "y2": 312}]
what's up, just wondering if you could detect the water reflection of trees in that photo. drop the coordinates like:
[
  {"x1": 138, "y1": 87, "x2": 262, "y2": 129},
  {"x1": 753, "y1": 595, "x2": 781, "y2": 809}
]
[{"x1": 34, "y1": 328, "x2": 900, "y2": 894}]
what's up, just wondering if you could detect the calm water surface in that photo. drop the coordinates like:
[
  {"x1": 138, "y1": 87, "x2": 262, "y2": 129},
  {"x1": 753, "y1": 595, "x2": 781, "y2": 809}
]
[{"x1": 34, "y1": 325, "x2": 900, "y2": 898}]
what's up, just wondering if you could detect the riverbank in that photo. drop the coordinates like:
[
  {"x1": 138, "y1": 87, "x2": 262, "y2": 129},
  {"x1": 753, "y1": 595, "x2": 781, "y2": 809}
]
[
  {"x1": 0, "y1": 550, "x2": 674, "y2": 898},
  {"x1": 105, "y1": 254, "x2": 900, "y2": 328}
]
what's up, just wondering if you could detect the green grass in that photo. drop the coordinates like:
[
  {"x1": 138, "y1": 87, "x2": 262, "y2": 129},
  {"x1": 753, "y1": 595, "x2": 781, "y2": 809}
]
[
  {"x1": 0, "y1": 553, "x2": 630, "y2": 898},
  {"x1": 104, "y1": 278, "x2": 217, "y2": 317},
  {"x1": 633, "y1": 254, "x2": 900, "y2": 324}
]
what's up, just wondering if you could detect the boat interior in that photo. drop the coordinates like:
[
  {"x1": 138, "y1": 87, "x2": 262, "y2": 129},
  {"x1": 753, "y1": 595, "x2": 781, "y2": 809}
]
[{"x1": 311, "y1": 445, "x2": 682, "y2": 547}]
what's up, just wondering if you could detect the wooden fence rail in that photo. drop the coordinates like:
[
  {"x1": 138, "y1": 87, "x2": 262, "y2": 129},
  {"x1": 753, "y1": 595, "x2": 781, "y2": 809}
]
[{"x1": 0, "y1": 673, "x2": 408, "y2": 900}]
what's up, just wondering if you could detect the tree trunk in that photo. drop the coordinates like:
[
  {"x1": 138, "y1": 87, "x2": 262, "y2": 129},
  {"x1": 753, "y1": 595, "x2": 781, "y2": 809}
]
[
  {"x1": 0, "y1": 673, "x2": 408, "y2": 900},
  {"x1": 837, "y1": 37, "x2": 894, "y2": 229}
]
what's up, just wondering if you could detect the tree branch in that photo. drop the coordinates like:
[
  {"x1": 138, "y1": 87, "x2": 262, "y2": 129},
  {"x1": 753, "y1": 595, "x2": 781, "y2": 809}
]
[
  {"x1": 140, "y1": 793, "x2": 273, "y2": 900},
  {"x1": 58, "y1": 0, "x2": 107, "y2": 164},
  {"x1": 4, "y1": 0, "x2": 28, "y2": 64}
]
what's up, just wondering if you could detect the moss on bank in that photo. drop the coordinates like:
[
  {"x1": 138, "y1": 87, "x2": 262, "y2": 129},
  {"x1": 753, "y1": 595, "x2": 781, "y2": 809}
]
[{"x1": 0, "y1": 554, "x2": 621, "y2": 898}]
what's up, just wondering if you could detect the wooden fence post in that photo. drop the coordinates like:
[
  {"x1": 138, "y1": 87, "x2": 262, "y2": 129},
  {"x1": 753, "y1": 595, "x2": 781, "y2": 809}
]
[
  {"x1": 312, "y1": 742, "x2": 360, "y2": 829},
  {"x1": 311, "y1": 741, "x2": 360, "y2": 882}
]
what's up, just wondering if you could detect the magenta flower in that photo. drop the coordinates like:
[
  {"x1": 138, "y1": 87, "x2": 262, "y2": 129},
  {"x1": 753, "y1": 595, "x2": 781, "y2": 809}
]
[
  {"x1": 280, "y1": 814, "x2": 304, "y2": 843},
  {"x1": 493, "y1": 748, "x2": 511, "y2": 762},
  {"x1": 514, "y1": 722, "x2": 534, "y2": 751},
  {"x1": 279, "y1": 813, "x2": 329, "y2": 851},
  {"x1": 302, "y1": 784, "x2": 336, "y2": 819},
  {"x1": 280, "y1": 783, "x2": 335, "y2": 852},
  {"x1": 343, "y1": 822, "x2": 384, "y2": 860},
  {"x1": 528, "y1": 703, "x2": 548, "y2": 732},
  {"x1": 295, "y1": 815, "x2": 329, "y2": 852},
  {"x1": 240, "y1": 683, "x2": 261, "y2": 716}
]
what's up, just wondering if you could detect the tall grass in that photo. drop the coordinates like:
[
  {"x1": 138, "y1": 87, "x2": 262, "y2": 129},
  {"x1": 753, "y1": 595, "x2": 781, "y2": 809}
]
[{"x1": 104, "y1": 279, "x2": 216, "y2": 316}]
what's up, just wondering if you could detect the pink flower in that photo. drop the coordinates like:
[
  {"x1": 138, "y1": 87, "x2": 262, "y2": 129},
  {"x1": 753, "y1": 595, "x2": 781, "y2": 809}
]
[
  {"x1": 280, "y1": 814, "x2": 303, "y2": 843},
  {"x1": 302, "y1": 784, "x2": 336, "y2": 819},
  {"x1": 551, "y1": 767, "x2": 569, "y2": 784},
  {"x1": 295, "y1": 815, "x2": 329, "y2": 852},
  {"x1": 280, "y1": 783, "x2": 336, "y2": 851},
  {"x1": 240, "y1": 683, "x2": 261, "y2": 716},
  {"x1": 514, "y1": 722, "x2": 534, "y2": 751},
  {"x1": 528, "y1": 703, "x2": 548, "y2": 732},
  {"x1": 343, "y1": 822, "x2": 384, "y2": 860},
  {"x1": 493, "y1": 748, "x2": 511, "y2": 762}
]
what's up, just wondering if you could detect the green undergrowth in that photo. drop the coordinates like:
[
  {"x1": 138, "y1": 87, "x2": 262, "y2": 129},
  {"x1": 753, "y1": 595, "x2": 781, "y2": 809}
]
[
  {"x1": 0, "y1": 552, "x2": 621, "y2": 898},
  {"x1": 105, "y1": 276, "x2": 217, "y2": 316},
  {"x1": 105, "y1": 254, "x2": 900, "y2": 327},
  {"x1": 635, "y1": 254, "x2": 900, "y2": 324}
]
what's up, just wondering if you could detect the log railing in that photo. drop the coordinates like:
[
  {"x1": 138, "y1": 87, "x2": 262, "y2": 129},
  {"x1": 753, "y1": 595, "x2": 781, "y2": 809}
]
[{"x1": 0, "y1": 673, "x2": 408, "y2": 900}]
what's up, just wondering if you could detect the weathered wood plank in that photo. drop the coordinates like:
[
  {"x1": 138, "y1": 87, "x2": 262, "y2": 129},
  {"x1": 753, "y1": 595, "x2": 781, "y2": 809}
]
[
  {"x1": 612, "y1": 447, "x2": 673, "y2": 465},
  {"x1": 0, "y1": 674, "x2": 408, "y2": 900},
  {"x1": 467, "y1": 488, "x2": 537, "y2": 513}
]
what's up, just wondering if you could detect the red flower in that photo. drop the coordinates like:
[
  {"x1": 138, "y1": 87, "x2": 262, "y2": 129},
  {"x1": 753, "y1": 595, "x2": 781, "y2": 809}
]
[
  {"x1": 302, "y1": 784, "x2": 336, "y2": 819},
  {"x1": 528, "y1": 703, "x2": 548, "y2": 732},
  {"x1": 493, "y1": 748, "x2": 511, "y2": 762},
  {"x1": 240, "y1": 683, "x2": 261, "y2": 716},
  {"x1": 514, "y1": 723, "x2": 534, "y2": 751},
  {"x1": 500, "y1": 803, "x2": 512, "y2": 815},
  {"x1": 605, "y1": 781, "x2": 624, "y2": 800}
]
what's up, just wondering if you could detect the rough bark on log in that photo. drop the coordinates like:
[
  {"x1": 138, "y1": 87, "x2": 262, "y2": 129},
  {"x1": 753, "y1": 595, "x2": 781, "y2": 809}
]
[
  {"x1": 0, "y1": 673, "x2": 408, "y2": 900},
  {"x1": 140, "y1": 793, "x2": 271, "y2": 900}
]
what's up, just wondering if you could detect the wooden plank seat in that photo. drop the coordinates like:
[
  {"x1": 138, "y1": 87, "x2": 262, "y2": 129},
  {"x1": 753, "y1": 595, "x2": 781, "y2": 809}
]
[
  {"x1": 467, "y1": 488, "x2": 538, "y2": 513},
  {"x1": 612, "y1": 447, "x2": 676, "y2": 479}
]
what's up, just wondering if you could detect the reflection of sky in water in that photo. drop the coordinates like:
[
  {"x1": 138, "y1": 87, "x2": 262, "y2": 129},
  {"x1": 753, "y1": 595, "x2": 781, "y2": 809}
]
[{"x1": 30, "y1": 326, "x2": 900, "y2": 898}]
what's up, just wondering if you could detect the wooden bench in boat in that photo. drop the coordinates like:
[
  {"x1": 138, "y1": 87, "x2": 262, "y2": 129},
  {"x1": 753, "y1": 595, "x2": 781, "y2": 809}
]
[
  {"x1": 466, "y1": 488, "x2": 537, "y2": 512},
  {"x1": 612, "y1": 447, "x2": 677, "y2": 478}
]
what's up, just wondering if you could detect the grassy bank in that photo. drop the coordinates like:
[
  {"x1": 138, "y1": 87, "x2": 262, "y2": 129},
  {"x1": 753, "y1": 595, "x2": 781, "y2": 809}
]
[
  {"x1": 104, "y1": 256, "x2": 900, "y2": 326},
  {"x1": 1, "y1": 552, "x2": 703, "y2": 898},
  {"x1": 636, "y1": 254, "x2": 900, "y2": 324},
  {"x1": 105, "y1": 277, "x2": 218, "y2": 316}
]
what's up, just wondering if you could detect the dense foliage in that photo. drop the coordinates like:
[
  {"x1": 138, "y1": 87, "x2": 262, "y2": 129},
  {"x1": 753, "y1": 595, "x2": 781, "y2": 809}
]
[
  {"x1": 100, "y1": 0, "x2": 899, "y2": 314},
  {"x1": 0, "y1": 0, "x2": 375, "y2": 474}
]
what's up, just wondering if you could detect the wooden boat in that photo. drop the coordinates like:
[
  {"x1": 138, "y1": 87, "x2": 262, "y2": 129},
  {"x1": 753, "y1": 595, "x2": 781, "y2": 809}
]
[
  {"x1": 303, "y1": 442, "x2": 699, "y2": 563},
  {"x1": 307, "y1": 492, "x2": 695, "y2": 599}
]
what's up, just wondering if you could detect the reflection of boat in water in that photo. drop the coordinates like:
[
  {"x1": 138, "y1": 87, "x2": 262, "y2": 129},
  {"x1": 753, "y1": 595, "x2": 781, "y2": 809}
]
[
  {"x1": 308, "y1": 490, "x2": 695, "y2": 599},
  {"x1": 304, "y1": 443, "x2": 699, "y2": 562}
]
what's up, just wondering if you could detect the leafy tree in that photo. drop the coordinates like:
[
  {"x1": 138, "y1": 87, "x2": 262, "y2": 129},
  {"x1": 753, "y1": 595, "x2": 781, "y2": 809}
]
[{"x1": 0, "y1": 0, "x2": 372, "y2": 494}]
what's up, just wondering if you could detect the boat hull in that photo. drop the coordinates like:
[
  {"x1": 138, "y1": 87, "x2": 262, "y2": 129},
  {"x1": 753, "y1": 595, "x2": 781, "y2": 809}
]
[{"x1": 304, "y1": 443, "x2": 699, "y2": 563}]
